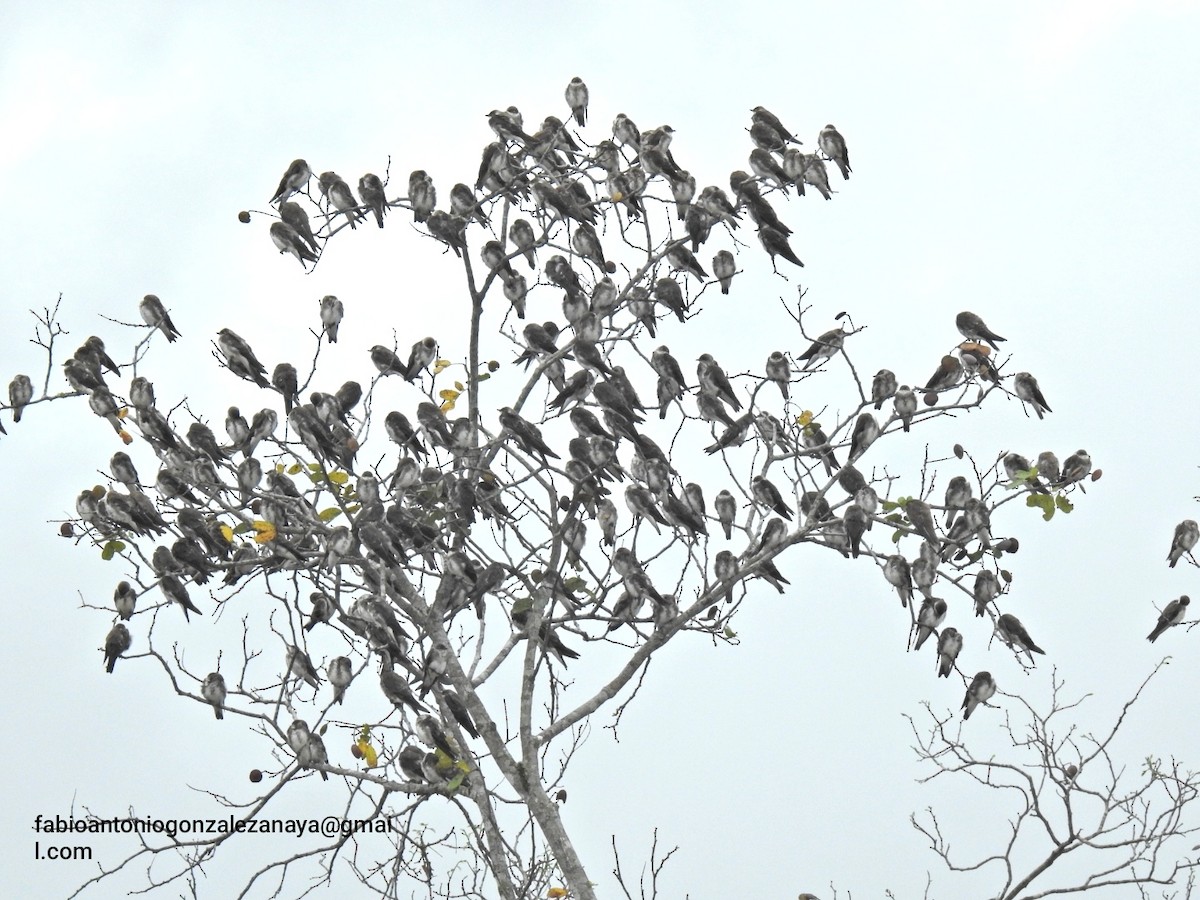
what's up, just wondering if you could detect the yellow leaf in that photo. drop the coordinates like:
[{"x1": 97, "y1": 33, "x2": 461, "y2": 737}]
[
  {"x1": 117, "y1": 407, "x2": 129, "y2": 420},
  {"x1": 453, "y1": 380, "x2": 464, "y2": 392},
  {"x1": 318, "y1": 507, "x2": 342, "y2": 522},
  {"x1": 251, "y1": 521, "x2": 277, "y2": 543},
  {"x1": 275, "y1": 463, "x2": 285, "y2": 473},
  {"x1": 287, "y1": 463, "x2": 302, "y2": 475},
  {"x1": 548, "y1": 888, "x2": 568, "y2": 898},
  {"x1": 219, "y1": 524, "x2": 234, "y2": 542},
  {"x1": 438, "y1": 389, "x2": 460, "y2": 403},
  {"x1": 796, "y1": 410, "x2": 814, "y2": 427},
  {"x1": 118, "y1": 429, "x2": 133, "y2": 445},
  {"x1": 433, "y1": 359, "x2": 451, "y2": 373},
  {"x1": 611, "y1": 190, "x2": 625, "y2": 202},
  {"x1": 355, "y1": 739, "x2": 378, "y2": 768},
  {"x1": 327, "y1": 470, "x2": 349, "y2": 485}
]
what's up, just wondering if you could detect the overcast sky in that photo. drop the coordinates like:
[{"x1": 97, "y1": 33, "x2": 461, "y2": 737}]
[{"x1": 3, "y1": 2, "x2": 1200, "y2": 898}]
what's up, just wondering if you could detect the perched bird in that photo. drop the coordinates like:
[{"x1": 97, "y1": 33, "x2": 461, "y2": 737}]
[
  {"x1": 1013, "y1": 372, "x2": 1051, "y2": 419},
  {"x1": 883, "y1": 555, "x2": 913, "y2": 607},
  {"x1": 818, "y1": 125, "x2": 851, "y2": 180},
  {"x1": 713, "y1": 250, "x2": 736, "y2": 295},
  {"x1": 912, "y1": 597, "x2": 947, "y2": 651},
  {"x1": 904, "y1": 498, "x2": 939, "y2": 545},
  {"x1": 1036, "y1": 451, "x2": 1061, "y2": 485},
  {"x1": 565, "y1": 76, "x2": 589, "y2": 126},
  {"x1": 714, "y1": 489, "x2": 737, "y2": 539},
  {"x1": 844, "y1": 504, "x2": 869, "y2": 558},
  {"x1": 871, "y1": 369, "x2": 897, "y2": 410},
  {"x1": 318, "y1": 171, "x2": 361, "y2": 229},
  {"x1": 697, "y1": 353, "x2": 741, "y2": 410},
  {"x1": 1167, "y1": 520, "x2": 1199, "y2": 568},
  {"x1": 955, "y1": 311, "x2": 1005, "y2": 351},
  {"x1": 1059, "y1": 449, "x2": 1091, "y2": 486},
  {"x1": 271, "y1": 159, "x2": 311, "y2": 205},
  {"x1": 798, "y1": 328, "x2": 843, "y2": 370},
  {"x1": 757, "y1": 225, "x2": 803, "y2": 271},
  {"x1": 358, "y1": 173, "x2": 388, "y2": 228},
  {"x1": 270, "y1": 221, "x2": 318, "y2": 268},
  {"x1": 936, "y1": 628, "x2": 962, "y2": 678},
  {"x1": 217, "y1": 329, "x2": 271, "y2": 388},
  {"x1": 1147, "y1": 595, "x2": 1190, "y2": 642},
  {"x1": 765, "y1": 351, "x2": 790, "y2": 399},
  {"x1": 408, "y1": 170, "x2": 436, "y2": 223},
  {"x1": 103, "y1": 623, "x2": 131, "y2": 673},
  {"x1": 749, "y1": 148, "x2": 790, "y2": 193},
  {"x1": 509, "y1": 219, "x2": 538, "y2": 269},
  {"x1": 751, "y1": 106, "x2": 800, "y2": 144},
  {"x1": 973, "y1": 569, "x2": 1000, "y2": 617},
  {"x1": 925, "y1": 356, "x2": 963, "y2": 393},
  {"x1": 499, "y1": 407, "x2": 559, "y2": 460},
  {"x1": 287, "y1": 644, "x2": 321, "y2": 690},
  {"x1": 612, "y1": 112, "x2": 641, "y2": 150},
  {"x1": 666, "y1": 243, "x2": 707, "y2": 281},
  {"x1": 201, "y1": 672, "x2": 226, "y2": 719},
  {"x1": 944, "y1": 476, "x2": 971, "y2": 526},
  {"x1": 159, "y1": 574, "x2": 202, "y2": 620},
  {"x1": 8, "y1": 374, "x2": 33, "y2": 423},
  {"x1": 370, "y1": 345, "x2": 409, "y2": 378},
  {"x1": 405, "y1": 337, "x2": 438, "y2": 383},
  {"x1": 751, "y1": 475, "x2": 793, "y2": 520},
  {"x1": 317, "y1": 295, "x2": 343, "y2": 344},
  {"x1": 139, "y1": 294, "x2": 180, "y2": 343},
  {"x1": 995, "y1": 613, "x2": 1045, "y2": 659},
  {"x1": 848, "y1": 413, "x2": 879, "y2": 462},
  {"x1": 328, "y1": 656, "x2": 353, "y2": 704},
  {"x1": 113, "y1": 581, "x2": 137, "y2": 620},
  {"x1": 271, "y1": 363, "x2": 299, "y2": 415},
  {"x1": 280, "y1": 201, "x2": 320, "y2": 254},
  {"x1": 962, "y1": 671, "x2": 996, "y2": 720},
  {"x1": 416, "y1": 714, "x2": 458, "y2": 760}
]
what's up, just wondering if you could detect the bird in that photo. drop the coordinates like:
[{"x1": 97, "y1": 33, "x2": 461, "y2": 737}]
[
  {"x1": 888, "y1": 385, "x2": 915, "y2": 432},
  {"x1": 883, "y1": 555, "x2": 913, "y2": 607},
  {"x1": 217, "y1": 329, "x2": 270, "y2": 388},
  {"x1": 113, "y1": 581, "x2": 137, "y2": 620},
  {"x1": 818, "y1": 125, "x2": 851, "y2": 180},
  {"x1": 328, "y1": 656, "x2": 353, "y2": 705},
  {"x1": 318, "y1": 171, "x2": 362, "y2": 229},
  {"x1": 415, "y1": 714, "x2": 457, "y2": 759},
  {"x1": 936, "y1": 628, "x2": 962, "y2": 677},
  {"x1": 912, "y1": 597, "x2": 947, "y2": 650},
  {"x1": 280, "y1": 201, "x2": 320, "y2": 254},
  {"x1": 271, "y1": 363, "x2": 299, "y2": 415},
  {"x1": 904, "y1": 498, "x2": 939, "y2": 545},
  {"x1": 713, "y1": 250, "x2": 736, "y2": 295},
  {"x1": 751, "y1": 106, "x2": 800, "y2": 144},
  {"x1": 358, "y1": 173, "x2": 387, "y2": 228},
  {"x1": 271, "y1": 159, "x2": 311, "y2": 205},
  {"x1": 159, "y1": 574, "x2": 202, "y2": 620},
  {"x1": 871, "y1": 369, "x2": 897, "y2": 410},
  {"x1": 955, "y1": 311, "x2": 1005, "y2": 351},
  {"x1": 139, "y1": 294, "x2": 180, "y2": 343},
  {"x1": 996, "y1": 613, "x2": 1045, "y2": 659},
  {"x1": 1036, "y1": 451, "x2": 1061, "y2": 485},
  {"x1": 1059, "y1": 449, "x2": 1091, "y2": 486},
  {"x1": 1167, "y1": 520, "x2": 1199, "y2": 568},
  {"x1": 565, "y1": 76, "x2": 588, "y2": 126},
  {"x1": 925, "y1": 356, "x2": 963, "y2": 393},
  {"x1": 319, "y1": 296, "x2": 343, "y2": 343},
  {"x1": 270, "y1": 221, "x2": 318, "y2": 268},
  {"x1": 697, "y1": 354, "x2": 741, "y2": 410},
  {"x1": 8, "y1": 374, "x2": 33, "y2": 423},
  {"x1": 714, "y1": 490, "x2": 737, "y2": 539},
  {"x1": 509, "y1": 219, "x2": 538, "y2": 269},
  {"x1": 1147, "y1": 595, "x2": 1190, "y2": 642},
  {"x1": 750, "y1": 475, "x2": 793, "y2": 520},
  {"x1": 201, "y1": 672, "x2": 226, "y2": 719},
  {"x1": 499, "y1": 407, "x2": 559, "y2": 460},
  {"x1": 408, "y1": 170, "x2": 436, "y2": 223},
  {"x1": 103, "y1": 624, "x2": 131, "y2": 673},
  {"x1": 612, "y1": 112, "x2": 641, "y2": 150},
  {"x1": 757, "y1": 225, "x2": 803, "y2": 271},
  {"x1": 798, "y1": 328, "x2": 843, "y2": 370},
  {"x1": 370, "y1": 345, "x2": 409, "y2": 378},
  {"x1": 765, "y1": 351, "x2": 790, "y2": 399},
  {"x1": 848, "y1": 413, "x2": 880, "y2": 461},
  {"x1": 962, "y1": 671, "x2": 996, "y2": 720},
  {"x1": 405, "y1": 337, "x2": 438, "y2": 383},
  {"x1": 944, "y1": 476, "x2": 972, "y2": 526},
  {"x1": 1014, "y1": 372, "x2": 1051, "y2": 419},
  {"x1": 286, "y1": 645, "x2": 321, "y2": 690}
]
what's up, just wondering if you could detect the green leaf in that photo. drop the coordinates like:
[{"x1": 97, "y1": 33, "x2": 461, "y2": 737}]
[
  {"x1": 445, "y1": 773, "x2": 465, "y2": 791},
  {"x1": 723, "y1": 626, "x2": 737, "y2": 639},
  {"x1": 100, "y1": 540, "x2": 125, "y2": 561},
  {"x1": 881, "y1": 500, "x2": 899, "y2": 513},
  {"x1": 232, "y1": 522, "x2": 251, "y2": 534},
  {"x1": 1026, "y1": 493, "x2": 1055, "y2": 521},
  {"x1": 287, "y1": 463, "x2": 303, "y2": 475},
  {"x1": 891, "y1": 529, "x2": 903, "y2": 544},
  {"x1": 318, "y1": 507, "x2": 342, "y2": 523},
  {"x1": 476, "y1": 372, "x2": 490, "y2": 382},
  {"x1": 1055, "y1": 494, "x2": 1074, "y2": 514},
  {"x1": 511, "y1": 597, "x2": 534, "y2": 617}
]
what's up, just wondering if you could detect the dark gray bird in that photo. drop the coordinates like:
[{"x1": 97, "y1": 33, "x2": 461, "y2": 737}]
[
  {"x1": 1059, "y1": 449, "x2": 1091, "y2": 486},
  {"x1": 667, "y1": 243, "x2": 707, "y2": 281},
  {"x1": 318, "y1": 171, "x2": 361, "y2": 229},
  {"x1": 871, "y1": 369, "x2": 897, "y2": 410},
  {"x1": 912, "y1": 597, "x2": 947, "y2": 651},
  {"x1": 712, "y1": 249, "x2": 737, "y2": 295},
  {"x1": 757, "y1": 225, "x2": 803, "y2": 271},
  {"x1": 751, "y1": 475, "x2": 793, "y2": 520},
  {"x1": 844, "y1": 504, "x2": 869, "y2": 558},
  {"x1": 749, "y1": 148, "x2": 791, "y2": 193},
  {"x1": 316, "y1": 295, "x2": 343, "y2": 344},
  {"x1": 697, "y1": 353, "x2": 741, "y2": 411},
  {"x1": 201, "y1": 672, "x2": 226, "y2": 719},
  {"x1": 160, "y1": 574, "x2": 202, "y2": 621},
  {"x1": 654, "y1": 277, "x2": 688, "y2": 323},
  {"x1": 443, "y1": 690, "x2": 480, "y2": 738},
  {"x1": 962, "y1": 671, "x2": 996, "y2": 720},
  {"x1": 270, "y1": 221, "x2": 318, "y2": 268},
  {"x1": 905, "y1": 498, "x2": 939, "y2": 545},
  {"x1": 798, "y1": 328, "x2": 843, "y2": 370},
  {"x1": 103, "y1": 623, "x2": 132, "y2": 673},
  {"x1": 1147, "y1": 595, "x2": 1190, "y2": 642},
  {"x1": 286, "y1": 645, "x2": 321, "y2": 690},
  {"x1": 416, "y1": 713, "x2": 457, "y2": 759},
  {"x1": 973, "y1": 569, "x2": 1000, "y2": 617},
  {"x1": 109, "y1": 451, "x2": 139, "y2": 487},
  {"x1": 1013, "y1": 372, "x2": 1051, "y2": 419},
  {"x1": 281, "y1": 201, "x2": 320, "y2": 254},
  {"x1": 499, "y1": 407, "x2": 559, "y2": 459},
  {"x1": 818, "y1": 125, "x2": 851, "y2": 180},
  {"x1": 217, "y1": 329, "x2": 270, "y2": 388},
  {"x1": 359, "y1": 173, "x2": 388, "y2": 228},
  {"x1": 139, "y1": 294, "x2": 180, "y2": 343},
  {"x1": 408, "y1": 170, "x2": 436, "y2": 223},
  {"x1": 370, "y1": 345, "x2": 408, "y2": 378},
  {"x1": 955, "y1": 311, "x2": 1005, "y2": 351},
  {"x1": 8, "y1": 374, "x2": 33, "y2": 423},
  {"x1": 848, "y1": 413, "x2": 880, "y2": 462},
  {"x1": 271, "y1": 159, "x2": 311, "y2": 205},
  {"x1": 398, "y1": 746, "x2": 426, "y2": 783},
  {"x1": 268, "y1": 363, "x2": 298, "y2": 415},
  {"x1": 764, "y1": 351, "x2": 791, "y2": 400},
  {"x1": 995, "y1": 613, "x2": 1045, "y2": 658},
  {"x1": 1036, "y1": 451, "x2": 1061, "y2": 485},
  {"x1": 751, "y1": 106, "x2": 800, "y2": 144},
  {"x1": 509, "y1": 218, "x2": 538, "y2": 269},
  {"x1": 1168, "y1": 520, "x2": 1199, "y2": 568},
  {"x1": 944, "y1": 476, "x2": 971, "y2": 526},
  {"x1": 451, "y1": 183, "x2": 487, "y2": 225}
]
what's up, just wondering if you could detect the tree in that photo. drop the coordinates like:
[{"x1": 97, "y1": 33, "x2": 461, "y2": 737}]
[{"x1": 4, "y1": 79, "x2": 1188, "y2": 899}]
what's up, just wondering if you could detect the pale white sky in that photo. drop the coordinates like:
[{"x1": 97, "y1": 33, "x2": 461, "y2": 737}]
[{"x1": 3, "y1": 2, "x2": 1200, "y2": 897}]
